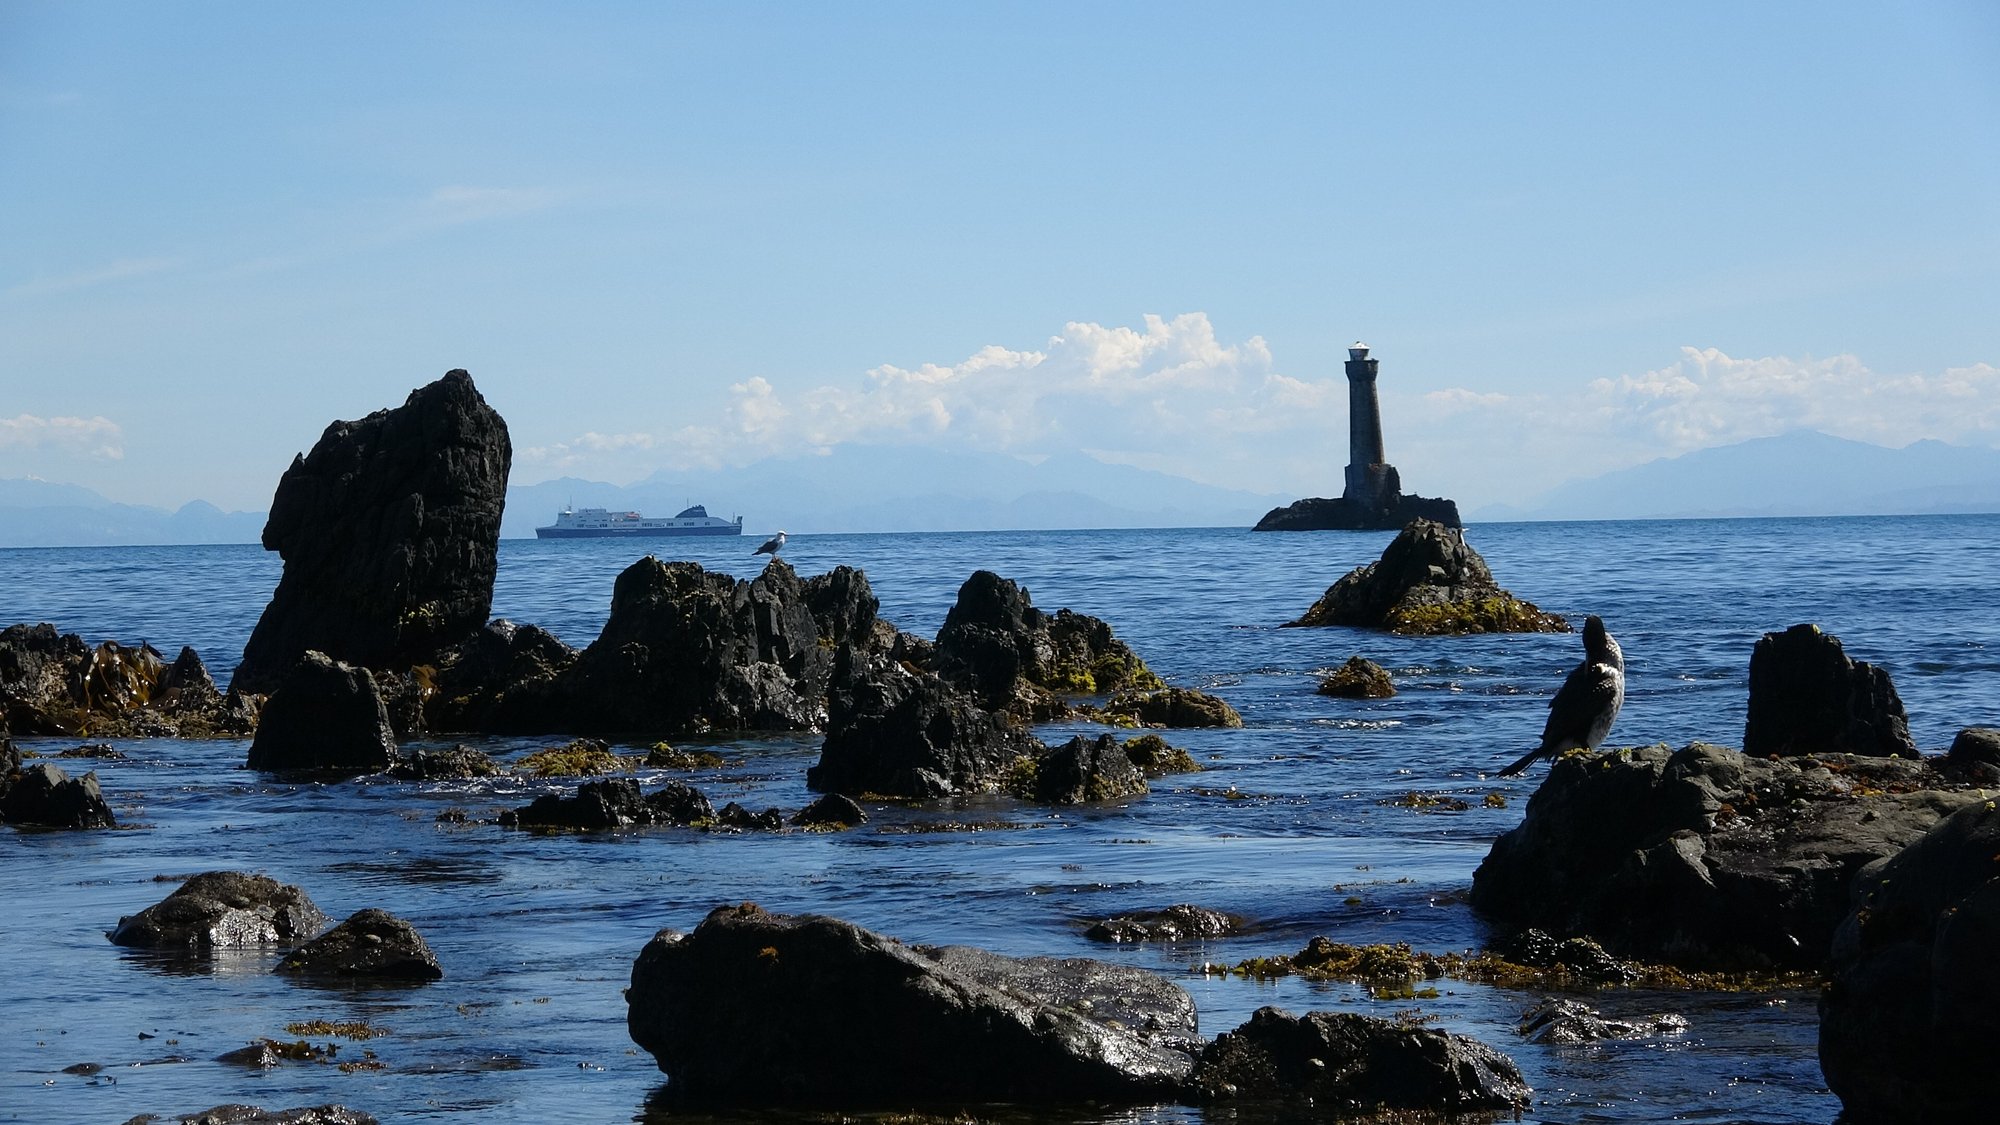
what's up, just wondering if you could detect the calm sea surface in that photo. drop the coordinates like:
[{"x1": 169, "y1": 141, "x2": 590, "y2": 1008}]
[{"x1": 3, "y1": 515, "x2": 1997, "y2": 1123}]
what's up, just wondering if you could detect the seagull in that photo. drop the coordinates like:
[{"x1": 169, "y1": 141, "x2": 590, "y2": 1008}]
[
  {"x1": 1497, "y1": 614, "x2": 1624, "y2": 777},
  {"x1": 753, "y1": 530, "x2": 787, "y2": 557}
]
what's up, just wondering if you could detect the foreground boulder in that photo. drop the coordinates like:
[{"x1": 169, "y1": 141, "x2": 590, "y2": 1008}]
[
  {"x1": 1743, "y1": 623, "x2": 1915, "y2": 758},
  {"x1": 932, "y1": 571, "x2": 1162, "y2": 718},
  {"x1": 1820, "y1": 799, "x2": 2000, "y2": 1122},
  {"x1": 1471, "y1": 743, "x2": 1984, "y2": 969},
  {"x1": 807, "y1": 648, "x2": 1040, "y2": 798},
  {"x1": 1287, "y1": 519, "x2": 1568, "y2": 634},
  {"x1": 627, "y1": 902, "x2": 1198, "y2": 1106},
  {"x1": 1189, "y1": 1006, "x2": 1529, "y2": 1114},
  {"x1": 0, "y1": 760, "x2": 117, "y2": 829},
  {"x1": 233, "y1": 370, "x2": 511, "y2": 693},
  {"x1": 1943, "y1": 726, "x2": 2000, "y2": 785},
  {"x1": 276, "y1": 908, "x2": 442, "y2": 981},
  {"x1": 246, "y1": 653, "x2": 395, "y2": 772},
  {"x1": 111, "y1": 872, "x2": 329, "y2": 950}
]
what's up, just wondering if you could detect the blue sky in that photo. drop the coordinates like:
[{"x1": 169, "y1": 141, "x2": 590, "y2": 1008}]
[{"x1": 3, "y1": 2, "x2": 1996, "y2": 512}]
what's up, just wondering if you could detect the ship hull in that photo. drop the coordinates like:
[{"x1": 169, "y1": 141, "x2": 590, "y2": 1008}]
[{"x1": 535, "y1": 524, "x2": 744, "y2": 539}]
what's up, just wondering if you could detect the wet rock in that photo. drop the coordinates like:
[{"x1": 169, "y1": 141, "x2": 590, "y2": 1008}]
[
  {"x1": 789, "y1": 792, "x2": 866, "y2": 828},
  {"x1": 499, "y1": 777, "x2": 713, "y2": 831},
  {"x1": 385, "y1": 743, "x2": 501, "y2": 780},
  {"x1": 0, "y1": 624, "x2": 248, "y2": 737},
  {"x1": 1518, "y1": 998, "x2": 1688, "y2": 1044},
  {"x1": 1100, "y1": 686, "x2": 1243, "y2": 728},
  {"x1": 422, "y1": 619, "x2": 579, "y2": 733},
  {"x1": 1121, "y1": 733, "x2": 1201, "y2": 776},
  {"x1": 1743, "y1": 624, "x2": 1915, "y2": 758},
  {"x1": 932, "y1": 570, "x2": 1161, "y2": 718},
  {"x1": 1470, "y1": 742, "x2": 1983, "y2": 969},
  {"x1": 1286, "y1": 519, "x2": 1569, "y2": 634},
  {"x1": 128, "y1": 1103, "x2": 378, "y2": 1124},
  {"x1": 1086, "y1": 904, "x2": 1246, "y2": 943},
  {"x1": 1012, "y1": 733, "x2": 1147, "y2": 805},
  {"x1": 627, "y1": 902, "x2": 1199, "y2": 1106},
  {"x1": 154, "y1": 646, "x2": 223, "y2": 712},
  {"x1": 713, "y1": 801, "x2": 784, "y2": 830},
  {"x1": 0, "y1": 761, "x2": 117, "y2": 829},
  {"x1": 1496, "y1": 929, "x2": 1638, "y2": 984},
  {"x1": 55, "y1": 742, "x2": 125, "y2": 759},
  {"x1": 1820, "y1": 798, "x2": 2000, "y2": 1122},
  {"x1": 1317, "y1": 656, "x2": 1395, "y2": 698},
  {"x1": 276, "y1": 908, "x2": 442, "y2": 981},
  {"x1": 233, "y1": 370, "x2": 511, "y2": 693},
  {"x1": 807, "y1": 647, "x2": 1041, "y2": 799},
  {"x1": 1189, "y1": 1006, "x2": 1530, "y2": 1114},
  {"x1": 245, "y1": 652, "x2": 395, "y2": 773},
  {"x1": 1942, "y1": 725, "x2": 2000, "y2": 786},
  {"x1": 111, "y1": 871, "x2": 329, "y2": 950},
  {"x1": 0, "y1": 622, "x2": 87, "y2": 733},
  {"x1": 514, "y1": 737, "x2": 627, "y2": 777}
]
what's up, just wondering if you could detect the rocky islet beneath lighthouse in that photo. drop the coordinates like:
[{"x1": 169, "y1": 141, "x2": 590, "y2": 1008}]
[{"x1": 1254, "y1": 342, "x2": 1461, "y2": 531}]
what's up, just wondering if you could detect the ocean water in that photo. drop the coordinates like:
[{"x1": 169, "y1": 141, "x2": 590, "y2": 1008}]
[{"x1": 2, "y1": 515, "x2": 1996, "y2": 1124}]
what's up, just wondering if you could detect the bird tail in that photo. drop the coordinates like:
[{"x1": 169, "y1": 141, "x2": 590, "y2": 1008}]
[{"x1": 1495, "y1": 747, "x2": 1543, "y2": 777}]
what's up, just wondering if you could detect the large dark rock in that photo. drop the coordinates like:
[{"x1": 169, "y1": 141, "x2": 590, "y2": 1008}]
[
  {"x1": 627, "y1": 902, "x2": 1199, "y2": 1106},
  {"x1": 1820, "y1": 799, "x2": 2000, "y2": 1122},
  {"x1": 790, "y1": 792, "x2": 867, "y2": 828},
  {"x1": 1013, "y1": 733, "x2": 1148, "y2": 805},
  {"x1": 0, "y1": 761, "x2": 117, "y2": 829},
  {"x1": 1743, "y1": 624, "x2": 1915, "y2": 758},
  {"x1": 111, "y1": 871, "x2": 329, "y2": 950},
  {"x1": 1942, "y1": 725, "x2": 2000, "y2": 786},
  {"x1": 276, "y1": 908, "x2": 442, "y2": 981},
  {"x1": 233, "y1": 370, "x2": 511, "y2": 693},
  {"x1": 807, "y1": 647, "x2": 1041, "y2": 798},
  {"x1": 932, "y1": 571, "x2": 1161, "y2": 718},
  {"x1": 1253, "y1": 493, "x2": 1461, "y2": 532},
  {"x1": 1287, "y1": 519, "x2": 1569, "y2": 634},
  {"x1": 0, "y1": 624, "x2": 250, "y2": 737},
  {"x1": 1189, "y1": 1006, "x2": 1528, "y2": 1114},
  {"x1": 422, "y1": 619, "x2": 579, "y2": 733},
  {"x1": 246, "y1": 653, "x2": 395, "y2": 773},
  {"x1": 499, "y1": 778, "x2": 714, "y2": 831},
  {"x1": 1471, "y1": 743, "x2": 1984, "y2": 969}
]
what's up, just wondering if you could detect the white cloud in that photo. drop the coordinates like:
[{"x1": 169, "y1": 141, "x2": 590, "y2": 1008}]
[
  {"x1": 4, "y1": 258, "x2": 174, "y2": 298},
  {"x1": 0, "y1": 415, "x2": 125, "y2": 460},
  {"x1": 518, "y1": 431, "x2": 657, "y2": 472}
]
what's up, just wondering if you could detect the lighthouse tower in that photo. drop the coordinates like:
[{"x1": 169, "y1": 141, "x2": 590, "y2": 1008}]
[{"x1": 1340, "y1": 342, "x2": 1401, "y2": 512}]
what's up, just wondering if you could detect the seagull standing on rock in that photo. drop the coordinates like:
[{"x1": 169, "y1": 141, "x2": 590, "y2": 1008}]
[
  {"x1": 753, "y1": 530, "x2": 787, "y2": 557},
  {"x1": 1497, "y1": 614, "x2": 1624, "y2": 777}
]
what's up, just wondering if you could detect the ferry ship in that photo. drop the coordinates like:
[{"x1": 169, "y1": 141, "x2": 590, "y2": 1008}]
[{"x1": 534, "y1": 504, "x2": 744, "y2": 539}]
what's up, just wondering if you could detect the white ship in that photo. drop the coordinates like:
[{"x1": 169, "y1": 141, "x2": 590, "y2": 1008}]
[{"x1": 534, "y1": 504, "x2": 744, "y2": 539}]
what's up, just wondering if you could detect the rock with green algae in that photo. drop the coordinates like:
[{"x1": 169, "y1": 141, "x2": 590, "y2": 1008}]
[
  {"x1": 1318, "y1": 656, "x2": 1395, "y2": 698},
  {"x1": 1099, "y1": 686, "x2": 1242, "y2": 729},
  {"x1": 1286, "y1": 518, "x2": 1568, "y2": 635},
  {"x1": 514, "y1": 737, "x2": 628, "y2": 777},
  {"x1": 1121, "y1": 733, "x2": 1201, "y2": 776},
  {"x1": 932, "y1": 570, "x2": 1166, "y2": 719},
  {"x1": 1007, "y1": 734, "x2": 1147, "y2": 805}
]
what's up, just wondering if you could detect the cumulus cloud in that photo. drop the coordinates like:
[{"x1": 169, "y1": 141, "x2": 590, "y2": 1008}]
[
  {"x1": 518, "y1": 431, "x2": 658, "y2": 472},
  {"x1": 0, "y1": 415, "x2": 124, "y2": 460}
]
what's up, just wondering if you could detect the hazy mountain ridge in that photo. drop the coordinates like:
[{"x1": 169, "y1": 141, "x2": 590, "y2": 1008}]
[
  {"x1": 0, "y1": 480, "x2": 267, "y2": 546},
  {"x1": 1475, "y1": 431, "x2": 2000, "y2": 521}
]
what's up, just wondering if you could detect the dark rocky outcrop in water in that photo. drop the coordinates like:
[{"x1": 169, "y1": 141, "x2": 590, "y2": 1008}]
[
  {"x1": 627, "y1": 902, "x2": 1200, "y2": 1106},
  {"x1": 1942, "y1": 725, "x2": 2000, "y2": 786},
  {"x1": 276, "y1": 908, "x2": 442, "y2": 982},
  {"x1": 1518, "y1": 998, "x2": 1688, "y2": 1045},
  {"x1": 233, "y1": 370, "x2": 511, "y2": 694},
  {"x1": 807, "y1": 647, "x2": 1041, "y2": 799},
  {"x1": 1470, "y1": 743, "x2": 1985, "y2": 970},
  {"x1": 1188, "y1": 1006, "x2": 1529, "y2": 1114},
  {"x1": 1253, "y1": 493, "x2": 1461, "y2": 532},
  {"x1": 0, "y1": 624, "x2": 253, "y2": 738},
  {"x1": 245, "y1": 653, "x2": 395, "y2": 773},
  {"x1": 421, "y1": 619, "x2": 579, "y2": 733},
  {"x1": 129, "y1": 1104, "x2": 379, "y2": 1124},
  {"x1": 1099, "y1": 686, "x2": 1244, "y2": 728},
  {"x1": 1743, "y1": 623, "x2": 1916, "y2": 758},
  {"x1": 1820, "y1": 799, "x2": 2000, "y2": 1122},
  {"x1": 932, "y1": 570, "x2": 1162, "y2": 718},
  {"x1": 1287, "y1": 519, "x2": 1569, "y2": 635},
  {"x1": 1011, "y1": 733, "x2": 1148, "y2": 805},
  {"x1": 789, "y1": 792, "x2": 866, "y2": 828},
  {"x1": 1086, "y1": 904, "x2": 1247, "y2": 944},
  {"x1": 499, "y1": 778, "x2": 714, "y2": 831},
  {"x1": 385, "y1": 743, "x2": 502, "y2": 780},
  {"x1": 111, "y1": 871, "x2": 330, "y2": 950},
  {"x1": 1318, "y1": 655, "x2": 1396, "y2": 698},
  {"x1": 0, "y1": 760, "x2": 117, "y2": 829}
]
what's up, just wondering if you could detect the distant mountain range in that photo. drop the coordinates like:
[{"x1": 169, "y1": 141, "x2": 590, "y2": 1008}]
[
  {"x1": 500, "y1": 446, "x2": 1292, "y2": 538},
  {"x1": 0, "y1": 479, "x2": 266, "y2": 547},
  {"x1": 1472, "y1": 431, "x2": 2000, "y2": 521}
]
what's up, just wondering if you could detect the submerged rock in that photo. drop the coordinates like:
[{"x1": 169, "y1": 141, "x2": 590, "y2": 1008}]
[
  {"x1": 1086, "y1": 904, "x2": 1246, "y2": 944},
  {"x1": 626, "y1": 902, "x2": 1199, "y2": 1106},
  {"x1": 807, "y1": 647, "x2": 1041, "y2": 799},
  {"x1": 499, "y1": 778, "x2": 713, "y2": 831},
  {"x1": 245, "y1": 652, "x2": 395, "y2": 773},
  {"x1": 276, "y1": 908, "x2": 442, "y2": 982},
  {"x1": 1743, "y1": 624, "x2": 1915, "y2": 758},
  {"x1": 789, "y1": 792, "x2": 866, "y2": 828},
  {"x1": 1470, "y1": 743, "x2": 1983, "y2": 969},
  {"x1": 0, "y1": 761, "x2": 117, "y2": 829},
  {"x1": 1100, "y1": 686, "x2": 1243, "y2": 729},
  {"x1": 1189, "y1": 1006, "x2": 1530, "y2": 1114},
  {"x1": 111, "y1": 871, "x2": 329, "y2": 951},
  {"x1": 1518, "y1": 998, "x2": 1688, "y2": 1044},
  {"x1": 1820, "y1": 798, "x2": 2000, "y2": 1122},
  {"x1": 124, "y1": 1103, "x2": 379, "y2": 1124},
  {"x1": 1287, "y1": 519, "x2": 1568, "y2": 634},
  {"x1": 1318, "y1": 656, "x2": 1395, "y2": 698},
  {"x1": 385, "y1": 743, "x2": 502, "y2": 780}
]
